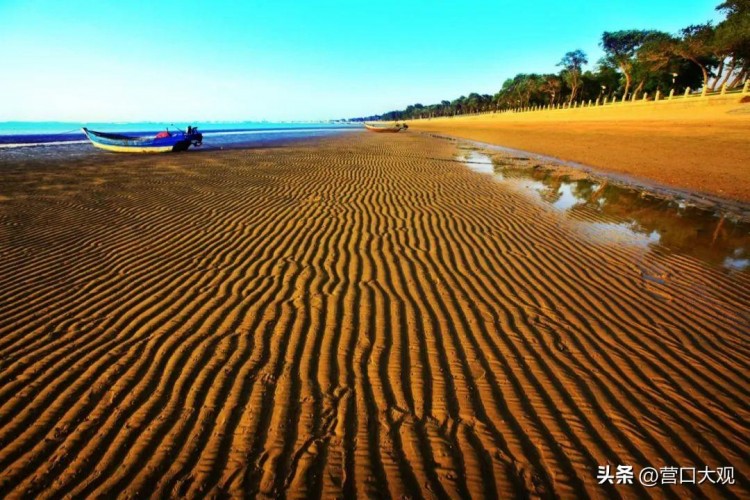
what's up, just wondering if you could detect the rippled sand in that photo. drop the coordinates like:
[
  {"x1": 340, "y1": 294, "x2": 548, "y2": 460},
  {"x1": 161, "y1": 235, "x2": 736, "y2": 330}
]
[{"x1": 0, "y1": 133, "x2": 748, "y2": 498}]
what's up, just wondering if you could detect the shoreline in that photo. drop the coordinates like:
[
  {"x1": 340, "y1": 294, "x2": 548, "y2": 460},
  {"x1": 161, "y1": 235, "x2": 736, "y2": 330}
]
[
  {"x1": 406, "y1": 95, "x2": 750, "y2": 203},
  {"x1": 426, "y1": 132, "x2": 750, "y2": 223}
]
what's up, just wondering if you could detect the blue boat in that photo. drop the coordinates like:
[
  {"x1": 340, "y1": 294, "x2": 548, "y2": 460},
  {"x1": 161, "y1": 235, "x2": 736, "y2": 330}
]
[{"x1": 81, "y1": 127, "x2": 203, "y2": 153}]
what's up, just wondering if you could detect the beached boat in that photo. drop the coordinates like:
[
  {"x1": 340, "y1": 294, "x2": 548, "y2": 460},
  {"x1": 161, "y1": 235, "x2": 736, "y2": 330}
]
[
  {"x1": 364, "y1": 123, "x2": 408, "y2": 133},
  {"x1": 81, "y1": 127, "x2": 203, "y2": 153}
]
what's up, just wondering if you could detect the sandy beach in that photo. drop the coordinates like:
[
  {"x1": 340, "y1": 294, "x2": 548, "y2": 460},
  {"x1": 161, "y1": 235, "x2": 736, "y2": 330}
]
[
  {"x1": 0, "y1": 132, "x2": 748, "y2": 498},
  {"x1": 407, "y1": 95, "x2": 750, "y2": 203}
]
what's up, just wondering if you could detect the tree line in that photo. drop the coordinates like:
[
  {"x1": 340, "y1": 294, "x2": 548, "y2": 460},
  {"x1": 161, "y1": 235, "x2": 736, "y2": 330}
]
[{"x1": 352, "y1": 0, "x2": 748, "y2": 121}]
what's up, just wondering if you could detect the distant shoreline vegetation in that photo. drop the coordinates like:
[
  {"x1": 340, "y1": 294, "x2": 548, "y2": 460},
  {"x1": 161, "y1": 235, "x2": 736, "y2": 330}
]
[{"x1": 352, "y1": 0, "x2": 748, "y2": 121}]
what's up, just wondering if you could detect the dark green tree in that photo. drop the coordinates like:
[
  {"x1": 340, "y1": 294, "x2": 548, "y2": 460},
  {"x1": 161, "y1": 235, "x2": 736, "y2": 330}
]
[
  {"x1": 557, "y1": 50, "x2": 588, "y2": 103},
  {"x1": 714, "y1": 0, "x2": 750, "y2": 88},
  {"x1": 600, "y1": 30, "x2": 663, "y2": 97},
  {"x1": 540, "y1": 74, "x2": 562, "y2": 104},
  {"x1": 674, "y1": 24, "x2": 717, "y2": 89}
]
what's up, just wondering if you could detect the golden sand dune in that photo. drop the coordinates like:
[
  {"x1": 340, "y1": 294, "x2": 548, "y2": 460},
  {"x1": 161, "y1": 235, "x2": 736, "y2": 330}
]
[{"x1": 0, "y1": 133, "x2": 748, "y2": 498}]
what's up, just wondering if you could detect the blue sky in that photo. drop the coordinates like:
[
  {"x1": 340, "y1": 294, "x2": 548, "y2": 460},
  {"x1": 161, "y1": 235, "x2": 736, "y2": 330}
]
[{"x1": 0, "y1": 0, "x2": 722, "y2": 121}]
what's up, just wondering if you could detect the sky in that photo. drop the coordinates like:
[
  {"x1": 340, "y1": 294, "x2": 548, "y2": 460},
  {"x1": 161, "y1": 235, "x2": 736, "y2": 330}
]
[{"x1": 0, "y1": 0, "x2": 724, "y2": 122}]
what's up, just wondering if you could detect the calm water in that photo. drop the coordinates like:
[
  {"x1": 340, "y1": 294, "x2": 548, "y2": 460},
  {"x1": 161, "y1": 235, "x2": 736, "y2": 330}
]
[
  {"x1": 0, "y1": 121, "x2": 360, "y2": 151},
  {"x1": 462, "y1": 150, "x2": 750, "y2": 273}
]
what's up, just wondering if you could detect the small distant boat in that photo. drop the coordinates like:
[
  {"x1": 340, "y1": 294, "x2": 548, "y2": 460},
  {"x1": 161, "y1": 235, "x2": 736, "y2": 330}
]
[
  {"x1": 364, "y1": 123, "x2": 408, "y2": 133},
  {"x1": 81, "y1": 127, "x2": 203, "y2": 153}
]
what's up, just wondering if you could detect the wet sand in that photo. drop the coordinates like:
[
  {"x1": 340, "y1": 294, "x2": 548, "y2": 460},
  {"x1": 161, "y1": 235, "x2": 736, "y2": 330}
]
[
  {"x1": 0, "y1": 133, "x2": 748, "y2": 498},
  {"x1": 407, "y1": 95, "x2": 750, "y2": 203}
]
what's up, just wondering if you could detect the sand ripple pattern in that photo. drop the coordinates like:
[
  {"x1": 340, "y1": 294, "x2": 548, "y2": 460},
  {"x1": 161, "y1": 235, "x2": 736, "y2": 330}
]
[{"x1": 0, "y1": 134, "x2": 748, "y2": 499}]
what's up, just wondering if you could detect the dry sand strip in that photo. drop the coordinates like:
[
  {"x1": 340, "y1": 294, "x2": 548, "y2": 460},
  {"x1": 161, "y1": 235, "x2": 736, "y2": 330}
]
[{"x1": 0, "y1": 132, "x2": 748, "y2": 499}]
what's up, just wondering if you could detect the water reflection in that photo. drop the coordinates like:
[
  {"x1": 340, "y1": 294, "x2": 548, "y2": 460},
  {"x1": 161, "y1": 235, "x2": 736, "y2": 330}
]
[
  {"x1": 462, "y1": 151, "x2": 495, "y2": 174},
  {"x1": 461, "y1": 150, "x2": 750, "y2": 272}
]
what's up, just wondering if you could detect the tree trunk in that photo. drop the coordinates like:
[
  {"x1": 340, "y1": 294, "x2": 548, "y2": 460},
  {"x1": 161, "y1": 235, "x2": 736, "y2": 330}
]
[
  {"x1": 623, "y1": 70, "x2": 632, "y2": 99},
  {"x1": 633, "y1": 80, "x2": 645, "y2": 98},
  {"x1": 728, "y1": 70, "x2": 747, "y2": 89},
  {"x1": 701, "y1": 67, "x2": 709, "y2": 90},
  {"x1": 710, "y1": 58, "x2": 725, "y2": 91},
  {"x1": 685, "y1": 57, "x2": 709, "y2": 90},
  {"x1": 719, "y1": 58, "x2": 737, "y2": 88}
]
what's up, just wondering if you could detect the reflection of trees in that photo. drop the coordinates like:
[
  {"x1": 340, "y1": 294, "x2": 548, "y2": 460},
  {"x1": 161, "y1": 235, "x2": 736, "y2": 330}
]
[
  {"x1": 581, "y1": 186, "x2": 750, "y2": 267},
  {"x1": 509, "y1": 167, "x2": 750, "y2": 269},
  {"x1": 538, "y1": 175, "x2": 564, "y2": 204},
  {"x1": 572, "y1": 180, "x2": 598, "y2": 202}
]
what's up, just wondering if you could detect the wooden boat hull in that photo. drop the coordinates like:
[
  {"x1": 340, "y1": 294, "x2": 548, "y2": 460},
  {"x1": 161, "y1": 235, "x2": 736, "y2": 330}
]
[
  {"x1": 81, "y1": 128, "x2": 203, "y2": 153},
  {"x1": 364, "y1": 123, "x2": 405, "y2": 133}
]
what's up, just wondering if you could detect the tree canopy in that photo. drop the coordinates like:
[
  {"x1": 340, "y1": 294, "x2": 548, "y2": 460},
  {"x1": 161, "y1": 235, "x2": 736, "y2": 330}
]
[{"x1": 352, "y1": 2, "x2": 749, "y2": 121}]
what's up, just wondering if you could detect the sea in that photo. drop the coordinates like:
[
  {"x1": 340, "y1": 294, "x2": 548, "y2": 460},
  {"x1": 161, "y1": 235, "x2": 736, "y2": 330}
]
[{"x1": 0, "y1": 121, "x2": 361, "y2": 159}]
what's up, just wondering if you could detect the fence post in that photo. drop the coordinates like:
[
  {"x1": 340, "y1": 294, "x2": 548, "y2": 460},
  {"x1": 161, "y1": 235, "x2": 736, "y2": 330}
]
[
  {"x1": 655, "y1": 90, "x2": 661, "y2": 101},
  {"x1": 720, "y1": 83, "x2": 727, "y2": 95},
  {"x1": 668, "y1": 89, "x2": 674, "y2": 100},
  {"x1": 643, "y1": 92, "x2": 648, "y2": 101},
  {"x1": 684, "y1": 87, "x2": 690, "y2": 97},
  {"x1": 744, "y1": 80, "x2": 750, "y2": 94}
]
